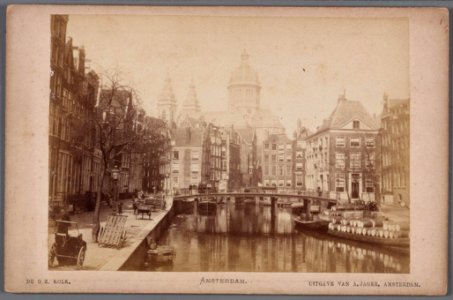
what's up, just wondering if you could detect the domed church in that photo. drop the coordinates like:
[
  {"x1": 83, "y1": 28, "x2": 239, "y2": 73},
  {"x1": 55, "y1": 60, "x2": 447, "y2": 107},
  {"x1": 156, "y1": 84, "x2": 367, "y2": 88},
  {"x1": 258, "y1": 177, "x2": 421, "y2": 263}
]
[{"x1": 201, "y1": 50, "x2": 285, "y2": 144}]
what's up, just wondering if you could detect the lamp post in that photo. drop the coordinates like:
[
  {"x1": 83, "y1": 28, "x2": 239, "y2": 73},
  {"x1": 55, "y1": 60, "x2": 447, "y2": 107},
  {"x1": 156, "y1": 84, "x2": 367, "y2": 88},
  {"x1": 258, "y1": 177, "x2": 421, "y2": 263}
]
[
  {"x1": 165, "y1": 173, "x2": 170, "y2": 195},
  {"x1": 111, "y1": 165, "x2": 120, "y2": 210}
]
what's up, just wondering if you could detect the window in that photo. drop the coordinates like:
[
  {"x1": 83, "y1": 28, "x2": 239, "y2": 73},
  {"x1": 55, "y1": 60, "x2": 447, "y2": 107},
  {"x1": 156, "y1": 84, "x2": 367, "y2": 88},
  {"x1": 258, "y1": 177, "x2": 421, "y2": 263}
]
[
  {"x1": 271, "y1": 155, "x2": 276, "y2": 163},
  {"x1": 264, "y1": 154, "x2": 269, "y2": 162},
  {"x1": 366, "y1": 137, "x2": 375, "y2": 148},
  {"x1": 296, "y1": 162, "x2": 303, "y2": 172},
  {"x1": 286, "y1": 165, "x2": 291, "y2": 175},
  {"x1": 56, "y1": 76, "x2": 62, "y2": 97},
  {"x1": 279, "y1": 166, "x2": 283, "y2": 176},
  {"x1": 191, "y1": 164, "x2": 199, "y2": 173},
  {"x1": 286, "y1": 155, "x2": 292, "y2": 162},
  {"x1": 286, "y1": 180, "x2": 292, "y2": 187},
  {"x1": 192, "y1": 151, "x2": 199, "y2": 160},
  {"x1": 350, "y1": 153, "x2": 361, "y2": 169},
  {"x1": 264, "y1": 143, "x2": 269, "y2": 149},
  {"x1": 272, "y1": 166, "x2": 276, "y2": 176},
  {"x1": 335, "y1": 153, "x2": 345, "y2": 170},
  {"x1": 366, "y1": 178, "x2": 374, "y2": 192},
  {"x1": 264, "y1": 165, "x2": 269, "y2": 175},
  {"x1": 173, "y1": 151, "x2": 179, "y2": 160},
  {"x1": 366, "y1": 152, "x2": 375, "y2": 169},
  {"x1": 350, "y1": 137, "x2": 361, "y2": 147},
  {"x1": 336, "y1": 137, "x2": 345, "y2": 147},
  {"x1": 353, "y1": 120, "x2": 360, "y2": 129},
  {"x1": 278, "y1": 154, "x2": 284, "y2": 162},
  {"x1": 286, "y1": 144, "x2": 292, "y2": 150},
  {"x1": 336, "y1": 174, "x2": 345, "y2": 192},
  {"x1": 272, "y1": 144, "x2": 277, "y2": 150}
]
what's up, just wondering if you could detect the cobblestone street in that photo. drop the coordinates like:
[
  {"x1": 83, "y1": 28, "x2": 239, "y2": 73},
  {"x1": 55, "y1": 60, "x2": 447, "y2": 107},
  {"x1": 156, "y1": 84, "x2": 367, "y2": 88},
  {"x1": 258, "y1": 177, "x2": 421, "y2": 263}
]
[{"x1": 48, "y1": 198, "x2": 173, "y2": 271}]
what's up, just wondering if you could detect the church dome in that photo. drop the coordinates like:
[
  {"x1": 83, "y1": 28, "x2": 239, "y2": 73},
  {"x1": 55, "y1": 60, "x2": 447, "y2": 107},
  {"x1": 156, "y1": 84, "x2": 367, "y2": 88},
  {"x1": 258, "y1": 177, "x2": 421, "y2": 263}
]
[{"x1": 228, "y1": 50, "x2": 260, "y2": 87}]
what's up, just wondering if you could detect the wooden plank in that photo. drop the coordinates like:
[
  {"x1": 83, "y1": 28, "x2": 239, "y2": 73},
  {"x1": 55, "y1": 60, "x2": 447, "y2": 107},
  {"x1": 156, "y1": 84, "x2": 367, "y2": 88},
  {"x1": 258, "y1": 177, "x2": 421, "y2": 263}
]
[{"x1": 99, "y1": 215, "x2": 128, "y2": 247}]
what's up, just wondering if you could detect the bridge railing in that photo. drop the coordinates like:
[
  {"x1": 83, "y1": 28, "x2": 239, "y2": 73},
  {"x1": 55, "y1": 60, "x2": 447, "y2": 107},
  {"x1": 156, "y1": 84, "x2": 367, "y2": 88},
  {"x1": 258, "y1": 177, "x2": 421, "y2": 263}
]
[{"x1": 173, "y1": 192, "x2": 337, "y2": 203}]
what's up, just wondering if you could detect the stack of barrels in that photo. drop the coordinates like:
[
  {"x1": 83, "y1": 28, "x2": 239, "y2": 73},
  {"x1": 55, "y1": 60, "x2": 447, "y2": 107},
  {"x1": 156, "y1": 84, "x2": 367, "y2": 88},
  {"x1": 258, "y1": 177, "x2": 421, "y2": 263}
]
[{"x1": 328, "y1": 214, "x2": 410, "y2": 239}]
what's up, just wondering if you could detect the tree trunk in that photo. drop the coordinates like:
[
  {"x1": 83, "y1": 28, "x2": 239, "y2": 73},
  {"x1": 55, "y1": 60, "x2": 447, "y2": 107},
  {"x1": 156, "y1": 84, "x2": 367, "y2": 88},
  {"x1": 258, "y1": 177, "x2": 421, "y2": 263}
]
[{"x1": 92, "y1": 168, "x2": 106, "y2": 242}]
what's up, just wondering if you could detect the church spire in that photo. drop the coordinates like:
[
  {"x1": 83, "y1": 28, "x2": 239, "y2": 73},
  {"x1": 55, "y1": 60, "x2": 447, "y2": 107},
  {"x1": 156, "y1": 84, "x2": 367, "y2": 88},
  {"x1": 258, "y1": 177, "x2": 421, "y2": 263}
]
[
  {"x1": 182, "y1": 79, "x2": 200, "y2": 114},
  {"x1": 157, "y1": 74, "x2": 176, "y2": 124},
  {"x1": 159, "y1": 74, "x2": 176, "y2": 104}
]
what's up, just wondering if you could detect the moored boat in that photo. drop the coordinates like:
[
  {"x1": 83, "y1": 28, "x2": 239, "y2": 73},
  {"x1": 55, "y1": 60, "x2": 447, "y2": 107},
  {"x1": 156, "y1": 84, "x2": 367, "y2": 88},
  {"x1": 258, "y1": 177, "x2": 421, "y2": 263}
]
[
  {"x1": 327, "y1": 226, "x2": 410, "y2": 249},
  {"x1": 291, "y1": 202, "x2": 305, "y2": 215},
  {"x1": 293, "y1": 216, "x2": 330, "y2": 233},
  {"x1": 146, "y1": 245, "x2": 176, "y2": 265},
  {"x1": 197, "y1": 199, "x2": 217, "y2": 213}
]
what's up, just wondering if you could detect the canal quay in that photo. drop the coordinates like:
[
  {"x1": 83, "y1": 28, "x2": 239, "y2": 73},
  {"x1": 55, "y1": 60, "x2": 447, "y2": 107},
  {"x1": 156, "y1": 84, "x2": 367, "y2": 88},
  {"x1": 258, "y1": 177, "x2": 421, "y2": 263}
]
[
  {"x1": 48, "y1": 197, "x2": 174, "y2": 271},
  {"x1": 48, "y1": 194, "x2": 409, "y2": 273}
]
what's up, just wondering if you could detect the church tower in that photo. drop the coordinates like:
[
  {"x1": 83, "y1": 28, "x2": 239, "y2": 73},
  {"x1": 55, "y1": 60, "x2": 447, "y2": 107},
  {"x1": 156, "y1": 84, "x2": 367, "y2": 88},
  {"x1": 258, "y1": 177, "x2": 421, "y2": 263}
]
[
  {"x1": 181, "y1": 80, "x2": 201, "y2": 116},
  {"x1": 157, "y1": 75, "x2": 177, "y2": 125},
  {"x1": 228, "y1": 50, "x2": 261, "y2": 114}
]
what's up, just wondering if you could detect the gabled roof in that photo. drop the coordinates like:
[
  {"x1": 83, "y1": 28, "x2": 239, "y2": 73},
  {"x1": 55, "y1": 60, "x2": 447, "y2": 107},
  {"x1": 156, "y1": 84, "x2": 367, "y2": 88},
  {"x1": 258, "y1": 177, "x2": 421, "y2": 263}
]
[
  {"x1": 99, "y1": 89, "x2": 132, "y2": 108},
  {"x1": 318, "y1": 97, "x2": 379, "y2": 131}
]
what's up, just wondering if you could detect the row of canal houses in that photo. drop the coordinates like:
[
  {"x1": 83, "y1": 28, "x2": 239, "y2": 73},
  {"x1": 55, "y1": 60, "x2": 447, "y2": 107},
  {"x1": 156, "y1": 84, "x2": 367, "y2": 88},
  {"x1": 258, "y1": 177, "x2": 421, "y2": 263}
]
[
  {"x1": 50, "y1": 15, "x2": 171, "y2": 211},
  {"x1": 169, "y1": 91, "x2": 409, "y2": 207},
  {"x1": 260, "y1": 93, "x2": 409, "y2": 206}
]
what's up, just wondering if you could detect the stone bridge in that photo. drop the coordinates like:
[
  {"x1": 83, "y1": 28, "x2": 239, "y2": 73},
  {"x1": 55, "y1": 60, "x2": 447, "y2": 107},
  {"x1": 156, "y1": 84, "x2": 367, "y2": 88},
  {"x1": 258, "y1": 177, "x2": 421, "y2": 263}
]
[{"x1": 174, "y1": 192, "x2": 337, "y2": 208}]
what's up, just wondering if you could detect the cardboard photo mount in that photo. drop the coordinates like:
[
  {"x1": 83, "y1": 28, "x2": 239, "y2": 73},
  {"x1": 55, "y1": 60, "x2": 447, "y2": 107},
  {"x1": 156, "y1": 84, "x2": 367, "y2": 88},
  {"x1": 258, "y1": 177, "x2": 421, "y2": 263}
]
[{"x1": 4, "y1": 5, "x2": 449, "y2": 295}]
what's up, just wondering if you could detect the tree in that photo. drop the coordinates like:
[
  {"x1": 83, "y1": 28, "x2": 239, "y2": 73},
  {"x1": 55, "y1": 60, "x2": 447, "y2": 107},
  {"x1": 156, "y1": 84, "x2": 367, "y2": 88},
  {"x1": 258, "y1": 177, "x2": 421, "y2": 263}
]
[{"x1": 89, "y1": 71, "x2": 145, "y2": 240}]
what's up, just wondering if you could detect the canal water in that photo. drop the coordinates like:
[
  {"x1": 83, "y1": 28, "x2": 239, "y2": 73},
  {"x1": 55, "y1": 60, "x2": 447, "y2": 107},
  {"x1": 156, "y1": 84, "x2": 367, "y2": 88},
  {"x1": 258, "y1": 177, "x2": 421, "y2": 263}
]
[{"x1": 144, "y1": 201, "x2": 409, "y2": 273}]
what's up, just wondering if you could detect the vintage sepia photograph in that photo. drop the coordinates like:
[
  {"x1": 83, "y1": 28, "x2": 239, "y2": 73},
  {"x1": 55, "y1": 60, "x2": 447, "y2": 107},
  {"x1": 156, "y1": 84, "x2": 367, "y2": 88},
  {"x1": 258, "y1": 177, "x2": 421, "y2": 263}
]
[
  {"x1": 47, "y1": 13, "x2": 411, "y2": 273},
  {"x1": 5, "y1": 5, "x2": 449, "y2": 295}
]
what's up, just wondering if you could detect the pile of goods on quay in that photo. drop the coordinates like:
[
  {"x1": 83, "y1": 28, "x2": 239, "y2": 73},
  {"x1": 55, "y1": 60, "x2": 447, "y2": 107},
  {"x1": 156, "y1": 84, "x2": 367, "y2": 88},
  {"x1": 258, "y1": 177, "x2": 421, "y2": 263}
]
[{"x1": 327, "y1": 210, "x2": 410, "y2": 239}]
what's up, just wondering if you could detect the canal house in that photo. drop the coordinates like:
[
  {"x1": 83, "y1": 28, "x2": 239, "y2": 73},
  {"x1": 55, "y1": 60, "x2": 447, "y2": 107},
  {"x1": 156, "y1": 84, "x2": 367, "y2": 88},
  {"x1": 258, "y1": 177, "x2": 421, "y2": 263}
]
[
  {"x1": 304, "y1": 94, "x2": 380, "y2": 202},
  {"x1": 379, "y1": 95, "x2": 410, "y2": 206},
  {"x1": 261, "y1": 133, "x2": 294, "y2": 191}
]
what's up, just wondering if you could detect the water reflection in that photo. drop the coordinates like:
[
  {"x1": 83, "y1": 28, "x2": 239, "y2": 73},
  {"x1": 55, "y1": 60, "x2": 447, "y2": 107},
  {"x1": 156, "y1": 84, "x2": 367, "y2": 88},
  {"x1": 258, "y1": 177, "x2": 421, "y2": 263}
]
[{"x1": 148, "y1": 202, "x2": 409, "y2": 273}]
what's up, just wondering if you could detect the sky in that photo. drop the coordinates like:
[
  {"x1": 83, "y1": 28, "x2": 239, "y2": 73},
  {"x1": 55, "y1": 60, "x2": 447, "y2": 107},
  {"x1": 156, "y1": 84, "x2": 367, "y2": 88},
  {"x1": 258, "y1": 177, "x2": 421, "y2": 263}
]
[{"x1": 66, "y1": 15, "x2": 409, "y2": 134}]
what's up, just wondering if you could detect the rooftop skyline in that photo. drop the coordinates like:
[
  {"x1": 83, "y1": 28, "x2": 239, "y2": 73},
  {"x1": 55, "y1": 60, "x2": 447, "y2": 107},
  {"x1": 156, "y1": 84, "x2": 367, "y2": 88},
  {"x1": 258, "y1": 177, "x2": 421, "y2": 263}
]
[{"x1": 66, "y1": 15, "x2": 409, "y2": 134}]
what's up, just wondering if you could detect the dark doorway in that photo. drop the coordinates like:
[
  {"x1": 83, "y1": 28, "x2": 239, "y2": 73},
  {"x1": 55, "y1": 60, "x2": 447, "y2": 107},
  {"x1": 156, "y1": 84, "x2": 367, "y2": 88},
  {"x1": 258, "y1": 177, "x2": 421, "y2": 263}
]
[{"x1": 351, "y1": 174, "x2": 360, "y2": 199}]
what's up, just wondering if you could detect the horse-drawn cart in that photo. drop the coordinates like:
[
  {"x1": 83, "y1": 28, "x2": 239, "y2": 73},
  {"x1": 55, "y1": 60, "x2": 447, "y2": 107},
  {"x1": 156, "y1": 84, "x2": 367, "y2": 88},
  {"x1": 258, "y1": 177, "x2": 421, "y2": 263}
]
[
  {"x1": 48, "y1": 220, "x2": 87, "y2": 269},
  {"x1": 136, "y1": 203, "x2": 152, "y2": 219}
]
